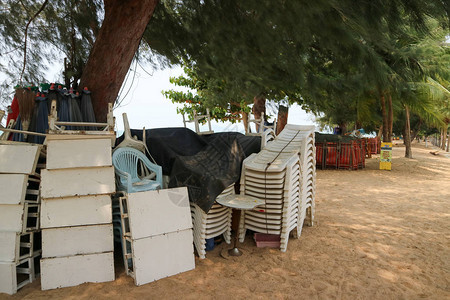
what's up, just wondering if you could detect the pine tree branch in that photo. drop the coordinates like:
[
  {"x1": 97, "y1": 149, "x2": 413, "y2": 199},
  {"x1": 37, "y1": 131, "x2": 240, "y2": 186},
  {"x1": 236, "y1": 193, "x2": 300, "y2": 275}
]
[
  {"x1": 19, "y1": 0, "x2": 32, "y2": 18},
  {"x1": 19, "y1": 0, "x2": 49, "y2": 84},
  {"x1": 1, "y1": 46, "x2": 22, "y2": 56}
]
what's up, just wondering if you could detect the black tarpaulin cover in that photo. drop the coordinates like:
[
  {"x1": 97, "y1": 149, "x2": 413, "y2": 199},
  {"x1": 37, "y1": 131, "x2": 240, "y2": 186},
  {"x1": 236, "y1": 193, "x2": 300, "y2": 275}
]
[{"x1": 116, "y1": 128, "x2": 261, "y2": 213}]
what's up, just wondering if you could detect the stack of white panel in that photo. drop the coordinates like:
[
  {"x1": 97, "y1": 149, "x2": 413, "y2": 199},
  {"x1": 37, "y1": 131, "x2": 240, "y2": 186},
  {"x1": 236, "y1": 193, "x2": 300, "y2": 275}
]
[
  {"x1": 40, "y1": 136, "x2": 115, "y2": 290},
  {"x1": 0, "y1": 144, "x2": 43, "y2": 295},
  {"x1": 238, "y1": 151, "x2": 301, "y2": 252},
  {"x1": 238, "y1": 125, "x2": 316, "y2": 252},
  {"x1": 190, "y1": 184, "x2": 234, "y2": 259},
  {"x1": 120, "y1": 187, "x2": 195, "y2": 286}
]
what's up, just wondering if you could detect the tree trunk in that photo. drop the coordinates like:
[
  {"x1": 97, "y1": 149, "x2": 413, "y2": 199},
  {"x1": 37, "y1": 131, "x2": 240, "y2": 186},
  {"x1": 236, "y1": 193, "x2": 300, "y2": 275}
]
[
  {"x1": 442, "y1": 124, "x2": 448, "y2": 151},
  {"x1": 410, "y1": 119, "x2": 422, "y2": 143},
  {"x1": 377, "y1": 126, "x2": 383, "y2": 139},
  {"x1": 338, "y1": 122, "x2": 347, "y2": 135},
  {"x1": 79, "y1": 0, "x2": 159, "y2": 122},
  {"x1": 241, "y1": 111, "x2": 249, "y2": 133},
  {"x1": 404, "y1": 105, "x2": 412, "y2": 158},
  {"x1": 445, "y1": 131, "x2": 450, "y2": 152},
  {"x1": 380, "y1": 92, "x2": 389, "y2": 142},
  {"x1": 252, "y1": 94, "x2": 266, "y2": 132},
  {"x1": 276, "y1": 105, "x2": 288, "y2": 135},
  {"x1": 387, "y1": 93, "x2": 393, "y2": 142}
]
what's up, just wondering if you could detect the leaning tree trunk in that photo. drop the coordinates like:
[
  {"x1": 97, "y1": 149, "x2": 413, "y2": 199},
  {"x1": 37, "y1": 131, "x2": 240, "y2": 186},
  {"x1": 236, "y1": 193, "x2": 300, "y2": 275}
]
[
  {"x1": 276, "y1": 105, "x2": 288, "y2": 135},
  {"x1": 380, "y1": 91, "x2": 389, "y2": 142},
  {"x1": 79, "y1": 0, "x2": 159, "y2": 122},
  {"x1": 404, "y1": 105, "x2": 412, "y2": 158},
  {"x1": 252, "y1": 94, "x2": 266, "y2": 132},
  {"x1": 387, "y1": 93, "x2": 393, "y2": 142}
]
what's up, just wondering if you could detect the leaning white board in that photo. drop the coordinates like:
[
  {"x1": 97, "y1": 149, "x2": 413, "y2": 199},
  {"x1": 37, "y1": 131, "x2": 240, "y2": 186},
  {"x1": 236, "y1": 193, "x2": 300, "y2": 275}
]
[
  {"x1": 0, "y1": 144, "x2": 40, "y2": 174},
  {"x1": 127, "y1": 187, "x2": 192, "y2": 239},
  {"x1": 42, "y1": 224, "x2": 113, "y2": 258},
  {"x1": 46, "y1": 138, "x2": 112, "y2": 170},
  {"x1": 0, "y1": 204, "x2": 24, "y2": 232},
  {"x1": 40, "y1": 251, "x2": 114, "y2": 290},
  {"x1": 40, "y1": 195, "x2": 112, "y2": 228},
  {"x1": 40, "y1": 166, "x2": 115, "y2": 198},
  {"x1": 0, "y1": 174, "x2": 27, "y2": 204},
  {"x1": 0, "y1": 232, "x2": 19, "y2": 262},
  {"x1": 0, "y1": 262, "x2": 16, "y2": 295},
  {"x1": 132, "y1": 229, "x2": 195, "y2": 286}
]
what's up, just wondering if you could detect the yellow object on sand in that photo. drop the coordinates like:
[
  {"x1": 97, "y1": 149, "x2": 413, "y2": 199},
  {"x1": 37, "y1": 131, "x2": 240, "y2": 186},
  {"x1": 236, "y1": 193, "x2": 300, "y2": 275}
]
[{"x1": 380, "y1": 142, "x2": 393, "y2": 170}]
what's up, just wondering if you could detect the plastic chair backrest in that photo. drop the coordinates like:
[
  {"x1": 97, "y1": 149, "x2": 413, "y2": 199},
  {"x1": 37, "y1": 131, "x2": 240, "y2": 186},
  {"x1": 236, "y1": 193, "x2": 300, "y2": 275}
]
[{"x1": 112, "y1": 147, "x2": 163, "y2": 192}]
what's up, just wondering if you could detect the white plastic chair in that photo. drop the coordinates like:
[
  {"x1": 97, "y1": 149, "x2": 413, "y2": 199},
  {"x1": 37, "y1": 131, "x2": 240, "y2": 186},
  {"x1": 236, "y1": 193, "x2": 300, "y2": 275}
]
[
  {"x1": 190, "y1": 184, "x2": 234, "y2": 259},
  {"x1": 183, "y1": 108, "x2": 214, "y2": 135}
]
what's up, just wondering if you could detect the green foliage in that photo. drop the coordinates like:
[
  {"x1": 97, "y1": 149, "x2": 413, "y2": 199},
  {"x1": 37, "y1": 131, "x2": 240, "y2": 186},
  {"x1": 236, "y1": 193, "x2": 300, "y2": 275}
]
[
  {"x1": 0, "y1": 0, "x2": 103, "y2": 106},
  {"x1": 162, "y1": 66, "x2": 250, "y2": 123},
  {"x1": 145, "y1": 0, "x2": 449, "y2": 131}
]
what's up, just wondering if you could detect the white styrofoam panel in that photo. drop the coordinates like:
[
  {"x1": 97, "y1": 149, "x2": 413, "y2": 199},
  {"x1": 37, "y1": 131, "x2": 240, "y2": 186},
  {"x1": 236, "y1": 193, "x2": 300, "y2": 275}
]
[
  {"x1": 40, "y1": 166, "x2": 115, "y2": 198},
  {"x1": 40, "y1": 195, "x2": 112, "y2": 228},
  {"x1": 0, "y1": 174, "x2": 28, "y2": 204},
  {"x1": 132, "y1": 229, "x2": 195, "y2": 285},
  {"x1": 0, "y1": 144, "x2": 40, "y2": 175},
  {"x1": 127, "y1": 187, "x2": 192, "y2": 239},
  {"x1": 42, "y1": 224, "x2": 113, "y2": 258},
  {"x1": 0, "y1": 262, "x2": 16, "y2": 295},
  {"x1": 0, "y1": 232, "x2": 19, "y2": 262},
  {"x1": 46, "y1": 139, "x2": 112, "y2": 170},
  {"x1": 40, "y1": 252, "x2": 114, "y2": 290},
  {"x1": 0, "y1": 204, "x2": 24, "y2": 232}
]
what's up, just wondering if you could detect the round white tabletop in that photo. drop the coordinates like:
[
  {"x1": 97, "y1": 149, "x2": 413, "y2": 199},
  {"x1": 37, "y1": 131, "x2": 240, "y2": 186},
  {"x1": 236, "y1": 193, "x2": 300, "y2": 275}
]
[{"x1": 216, "y1": 194, "x2": 265, "y2": 210}]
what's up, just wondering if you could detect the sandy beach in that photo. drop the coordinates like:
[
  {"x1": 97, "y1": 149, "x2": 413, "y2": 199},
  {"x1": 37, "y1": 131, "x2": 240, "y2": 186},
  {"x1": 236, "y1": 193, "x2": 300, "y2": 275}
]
[{"x1": 2, "y1": 141, "x2": 449, "y2": 300}]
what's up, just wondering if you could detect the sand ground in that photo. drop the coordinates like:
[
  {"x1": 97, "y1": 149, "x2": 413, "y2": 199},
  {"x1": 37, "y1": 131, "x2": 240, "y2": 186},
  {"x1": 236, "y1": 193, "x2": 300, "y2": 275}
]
[{"x1": 2, "y1": 142, "x2": 449, "y2": 300}]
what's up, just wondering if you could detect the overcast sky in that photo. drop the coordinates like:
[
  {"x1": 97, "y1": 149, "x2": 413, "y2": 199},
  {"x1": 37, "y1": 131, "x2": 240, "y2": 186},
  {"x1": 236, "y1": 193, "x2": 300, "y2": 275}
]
[{"x1": 112, "y1": 65, "x2": 317, "y2": 134}]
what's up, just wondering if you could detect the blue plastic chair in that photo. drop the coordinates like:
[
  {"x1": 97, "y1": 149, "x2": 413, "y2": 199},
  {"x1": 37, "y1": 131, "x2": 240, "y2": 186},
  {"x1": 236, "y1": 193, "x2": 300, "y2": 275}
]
[{"x1": 112, "y1": 147, "x2": 163, "y2": 193}]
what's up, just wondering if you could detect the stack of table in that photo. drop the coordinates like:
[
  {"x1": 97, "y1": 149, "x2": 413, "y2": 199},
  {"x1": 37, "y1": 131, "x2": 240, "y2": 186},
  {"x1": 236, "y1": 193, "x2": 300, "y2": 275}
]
[
  {"x1": 238, "y1": 125, "x2": 316, "y2": 252},
  {"x1": 190, "y1": 184, "x2": 234, "y2": 259},
  {"x1": 39, "y1": 135, "x2": 115, "y2": 290},
  {"x1": 0, "y1": 144, "x2": 43, "y2": 295}
]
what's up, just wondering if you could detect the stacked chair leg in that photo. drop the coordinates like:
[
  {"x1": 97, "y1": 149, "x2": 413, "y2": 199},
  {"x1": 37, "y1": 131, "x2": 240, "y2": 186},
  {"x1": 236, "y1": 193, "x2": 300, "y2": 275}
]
[
  {"x1": 190, "y1": 184, "x2": 234, "y2": 259},
  {"x1": 0, "y1": 143, "x2": 43, "y2": 295}
]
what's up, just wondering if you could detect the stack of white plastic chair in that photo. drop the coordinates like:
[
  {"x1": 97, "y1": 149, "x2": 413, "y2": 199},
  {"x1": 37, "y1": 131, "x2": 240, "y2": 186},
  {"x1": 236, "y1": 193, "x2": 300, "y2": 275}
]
[
  {"x1": 273, "y1": 125, "x2": 316, "y2": 227},
  {"x1": 238, "y1": 124, "x2": 316, "y2": 252},
  {"x1": 190, "y1": 184, "x2": 234, "y2": 259},
  {"x1": 238, "y1": 150, "x2": 300, "y2": 252},
  {"x1": 0, "y1": 144, "x2": 43, "y2": 295}
]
